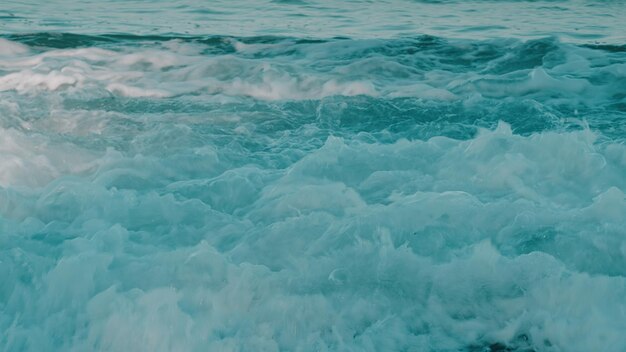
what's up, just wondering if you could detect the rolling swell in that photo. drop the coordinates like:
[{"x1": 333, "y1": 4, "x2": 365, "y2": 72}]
[
  {"x1": 1, "y1": 34, "x2": 625, "y2": 138},
  {"x1": 1, "y1": 22, "x2": 626, "y2": 352}
]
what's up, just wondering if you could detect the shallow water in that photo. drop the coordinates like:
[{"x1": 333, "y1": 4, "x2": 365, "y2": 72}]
[{"x1": 1, "y1": 1, "x2": 626, "y2": 351}]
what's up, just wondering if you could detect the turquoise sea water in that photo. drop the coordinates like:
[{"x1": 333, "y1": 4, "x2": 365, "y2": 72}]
[{"x1": 1, "y1": 1, "x2": 626, "y2": 351}]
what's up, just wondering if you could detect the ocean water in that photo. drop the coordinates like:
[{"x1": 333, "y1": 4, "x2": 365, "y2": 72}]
[{"x1": 1, "y1": 1, "x2": 626, "y2": 351}]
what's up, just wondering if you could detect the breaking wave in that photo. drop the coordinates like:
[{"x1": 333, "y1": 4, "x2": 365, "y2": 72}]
[{"x1": 1, "y1": 21, "x2": 625, "y2": 352}]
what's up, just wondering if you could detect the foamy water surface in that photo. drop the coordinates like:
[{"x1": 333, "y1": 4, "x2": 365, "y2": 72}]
[{"x1": 1, "y1": 1, "x2": 626, "y2": 351}]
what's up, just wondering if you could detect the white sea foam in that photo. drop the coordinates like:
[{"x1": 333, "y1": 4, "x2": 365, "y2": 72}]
[
  {"x1": 0, "y1": 128, "x2": 98, "y2": 188},
  {"x1": 1, "y1": 34, "x2": 625, "y2": 352},
  {"x1": 0, "y1": 37, "x2": 623, "y2": 104},
  {"x1": 2, "y1": 121, "x2": 625, "y2": 350},
  {"x1": 0, "y1": 70, "x2": 81, "y2": 92},
  {"x1": 106, "y1": 83, "x2": 172, "y2": 98},
  {"x1": 0, "y1": 38, "x2": 28, "y2": 56}
]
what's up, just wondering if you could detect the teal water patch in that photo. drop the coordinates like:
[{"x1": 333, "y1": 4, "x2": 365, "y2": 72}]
[
  {"x1": 2, "y1": 0, "x2": 626, "y2": 42},
  {"x1": 1, "y1": 2, "x2": 626, "y2": 351}
]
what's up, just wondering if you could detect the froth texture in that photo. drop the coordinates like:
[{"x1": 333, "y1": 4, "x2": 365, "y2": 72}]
[{"x1": 1, "y1": 32, "x2": 625, "y2": 352}]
